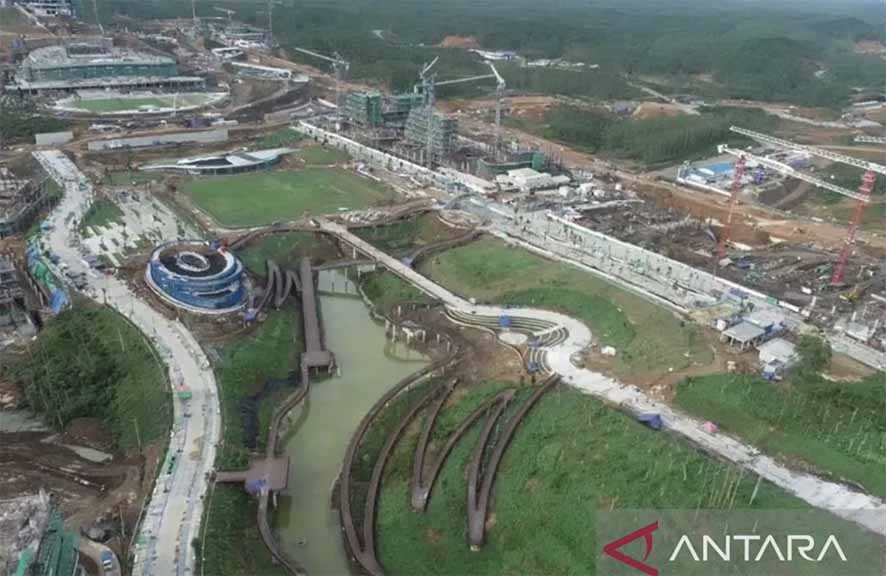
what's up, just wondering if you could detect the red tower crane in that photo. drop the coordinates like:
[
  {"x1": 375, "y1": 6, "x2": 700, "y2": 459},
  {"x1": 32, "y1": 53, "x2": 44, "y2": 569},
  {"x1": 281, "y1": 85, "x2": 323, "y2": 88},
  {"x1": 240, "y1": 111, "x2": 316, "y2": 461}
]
[
  {"x1": 830, "y1": 170, "x2": 877, "y2": 286},
  {"x1": 717, "y1": 155, "x2": 748, "y2": 262}
]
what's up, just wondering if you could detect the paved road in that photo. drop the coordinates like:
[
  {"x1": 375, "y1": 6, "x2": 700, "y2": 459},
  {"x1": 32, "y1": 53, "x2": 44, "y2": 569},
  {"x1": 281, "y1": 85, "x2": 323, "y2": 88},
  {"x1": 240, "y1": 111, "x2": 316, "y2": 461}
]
[
  {"x1": 318, "y1": 215, "x2": 886, "y2": 536},
  {"x1": 32, "y1": 150, "x2": 220, "y2": 576}
]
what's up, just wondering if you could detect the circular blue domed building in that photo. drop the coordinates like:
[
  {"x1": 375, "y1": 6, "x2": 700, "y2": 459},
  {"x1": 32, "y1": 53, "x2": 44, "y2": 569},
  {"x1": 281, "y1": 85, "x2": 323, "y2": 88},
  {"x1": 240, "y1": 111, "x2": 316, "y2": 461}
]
[{"x1": 145, "y1": 241, "x2": 247, "y2": 314}]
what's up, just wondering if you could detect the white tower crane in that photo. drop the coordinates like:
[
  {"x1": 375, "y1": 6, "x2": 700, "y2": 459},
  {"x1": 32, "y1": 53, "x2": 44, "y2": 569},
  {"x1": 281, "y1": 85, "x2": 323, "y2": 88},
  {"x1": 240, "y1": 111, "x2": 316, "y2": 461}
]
[
  {"x1": 294, "y1": 47, "x2": 350, "y2": 113},
  {"x1": 488, "y1": 62, "x2": 506, "y2": 160},
  {"x1": 414, "y1": 58, "x2": 495, "y2": 166}
]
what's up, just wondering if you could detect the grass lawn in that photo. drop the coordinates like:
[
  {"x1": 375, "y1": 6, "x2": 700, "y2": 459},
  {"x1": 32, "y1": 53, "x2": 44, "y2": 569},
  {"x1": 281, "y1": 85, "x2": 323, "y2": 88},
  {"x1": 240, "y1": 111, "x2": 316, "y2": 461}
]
[
  {"x1": 360, "y1": 271, "x2": 429, "y2": 314},
  {"x1": 257, "y1": 127, "x2": 304, "y2": 149},
  {"x1": 236, "y1": 231, "x2": 323, "y2": 274},
  {"x1": 4, "y1": 305, "x2": 170, "y2": 452},
  {"x1": 420, "y1": 238, "x2": 712, "y2": 376},
  {"x1": 354, "y1": 213, "x2": 460, "y2": 253},
  {"x1": 675, "y1": 371, "x2": 886, "y2": 498},
  {"x1": 80, "y1": 198, "x2": 124, "y2": 232},
  {"x1": 214, "y1": 311, "x2": 299, "y2": 469},
  {"x1": 72, "y1": 93, "x2": 214, "y2": 113},
  {"x1": 185, "y1": 168, "x2": 394, "y2": 227},
  {"x1": 198, "y1": 311, "x2": 300, "y2": 576},
  {"x1": 74, "y1": 97, "x2": 171, "y2": 113},
  {"x1": 198, "y1": 486, "x2": 288, "y2": 576},
  {"x1": 298, "y1": 145, "x2": 351, "y2": 165},
  {"x1": 376, "y1": 382, "x2": 803, "y2": 575}
]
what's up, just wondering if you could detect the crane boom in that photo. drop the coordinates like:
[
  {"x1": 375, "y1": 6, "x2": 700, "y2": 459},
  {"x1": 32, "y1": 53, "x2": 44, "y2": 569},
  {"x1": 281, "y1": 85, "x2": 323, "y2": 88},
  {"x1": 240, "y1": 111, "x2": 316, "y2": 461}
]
[
  {"x1": 717, "y1": 155, "x2": 748, "y2": 262},
  {"x1": 831, "y1": 171, "x2": 877, "y2": 285},
  {"x1": 293, "y1": 46, "x2": 345, "y2": 65},
  {"x1": 420, "y1": 57, "x2": 439, "y2": 78},
  {"x1": 730, "y1": 126, "x2": 886, "y2": 177},
  {"x1": 435, "y1": 73, "x2": 495, "y2": 87},
  {"x1": 718, "y1": 145, "x2": 871, "y2": 203},
  {"x1": 489, "y1": 63, "x2": 505, "y2": 160}
]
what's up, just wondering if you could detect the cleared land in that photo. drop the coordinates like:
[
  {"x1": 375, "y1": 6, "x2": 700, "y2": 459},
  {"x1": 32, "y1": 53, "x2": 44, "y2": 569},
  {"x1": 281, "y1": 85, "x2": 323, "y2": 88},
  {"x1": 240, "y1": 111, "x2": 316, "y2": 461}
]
[
  {"x1": 420, "y1": 238, "x2": 712, "y2": 377},
  {"x1": 186, "y1": 168, "x2": 394, "y2": 227},
  {"x1": 676, "y1": 370, "x2": 886, "y2": 499},
  {"x1": 376, "y1": 382, "x2": 802, "y2": 575}
]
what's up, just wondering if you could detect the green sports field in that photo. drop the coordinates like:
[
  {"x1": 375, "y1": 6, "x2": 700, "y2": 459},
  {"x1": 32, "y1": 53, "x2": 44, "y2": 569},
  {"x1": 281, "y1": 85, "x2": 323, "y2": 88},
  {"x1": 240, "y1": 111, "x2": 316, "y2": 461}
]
[
  {"x1": 70, "y1": 93, "x2": 216, "y2": 113},
  {"x1": 185, "y1": 168, "x2": 395, "y2": 228}
]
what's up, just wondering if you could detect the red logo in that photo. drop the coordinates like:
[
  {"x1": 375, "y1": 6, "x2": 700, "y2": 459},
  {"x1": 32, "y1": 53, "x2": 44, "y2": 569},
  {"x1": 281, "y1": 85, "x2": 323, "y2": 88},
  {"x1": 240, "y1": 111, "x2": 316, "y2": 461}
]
[{"x1": 603, "y1": 521, "x2": 660, "y2": 576}]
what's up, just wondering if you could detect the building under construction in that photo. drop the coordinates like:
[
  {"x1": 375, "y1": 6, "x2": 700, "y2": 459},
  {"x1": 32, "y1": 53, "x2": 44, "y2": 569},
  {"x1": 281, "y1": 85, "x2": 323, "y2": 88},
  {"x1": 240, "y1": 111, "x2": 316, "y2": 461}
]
[
  {"x1": 10, "y1": 41, "x2": 204, "y2": 93},
  {"x1": 0, "y1": 169, "x2": 53, "y2": 239},
  {"x1": 402, "y1": 106, "x2": 457, "y2": 166}
]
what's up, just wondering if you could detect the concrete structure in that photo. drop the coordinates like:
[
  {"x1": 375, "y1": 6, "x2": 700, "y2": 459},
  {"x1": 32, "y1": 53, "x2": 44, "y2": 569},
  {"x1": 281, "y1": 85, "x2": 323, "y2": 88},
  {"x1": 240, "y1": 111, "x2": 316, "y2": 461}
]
[
  {"x1": 0, "y1": 170, "x2": 53, "y2": 239},
  {"x1": 140, "y1": 147, "x2": 292, "y2": 174},
  {"x1": 230, "y1": 61, "x2": 292, "y2": 80},
  {"x1": 34, "y1": 131, "x2": 73, "y2": 146},
  {"x1": 344, "y1": 91, "x2": 383, "y2": 127},
  {"x1": 0, "y1": 255, "x2": 23, "y2": 324},
  {"x1": 87, "y1": 128, "x2": 229, "y2": 152},
  {"x1": 146, "y1": 241, "x2": 248, "y2": 314},
  {"x1": 19, "y1": 0, "x2": 73, "y2": 17},
  {"x1": 32, "y1": 149, "x2": 220, "y2": 576},
  {"x1": 20, "y1": 43, "x2": 175, "y2": 83},
  {"x1": 10, "y1": 42, "x2": 203, "y2": 93},
  {"x1": 758, "y1": 337, "x2": 798, "y2": 378},
  {"x1": 498, "y1": 167, "x2": 569, "y2": 192},
  {"x1": 723, "y1": 321, "x2": 766, "y2": 350},
  {"x1": 298, "y1": 257, "x2": 334, "y2": 370},
  {"x1": 404, "y1": 106, "x2": 457, "y2": 166}
]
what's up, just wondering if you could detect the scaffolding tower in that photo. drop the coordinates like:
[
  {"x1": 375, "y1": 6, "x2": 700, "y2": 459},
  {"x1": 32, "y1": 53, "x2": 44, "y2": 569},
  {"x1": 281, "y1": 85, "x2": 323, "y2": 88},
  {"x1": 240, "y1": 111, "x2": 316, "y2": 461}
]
[
  {"x1": 343, "y1": 91, "x2": 383, "y2": 127},
  {"x1": 403, "y1": 107, "x2": 457, "y2": 166}
]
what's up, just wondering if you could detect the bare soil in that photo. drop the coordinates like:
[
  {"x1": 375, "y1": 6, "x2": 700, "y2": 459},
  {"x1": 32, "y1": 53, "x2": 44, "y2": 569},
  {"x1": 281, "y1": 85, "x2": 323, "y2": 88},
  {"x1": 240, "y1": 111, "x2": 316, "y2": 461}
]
[
  {"x1": 438, "y1": 35, "x2": 481, "y2": 49},
  {"x1": 632, "y1": 102, "x2": 687, "y2": 120}
]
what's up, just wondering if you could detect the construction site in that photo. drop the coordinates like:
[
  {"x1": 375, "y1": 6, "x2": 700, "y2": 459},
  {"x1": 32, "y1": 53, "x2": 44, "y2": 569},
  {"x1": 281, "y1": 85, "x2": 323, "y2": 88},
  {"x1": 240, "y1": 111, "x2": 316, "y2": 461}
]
[{"x1": 2, "y1": 1, "x2": 886, "y2": 574}]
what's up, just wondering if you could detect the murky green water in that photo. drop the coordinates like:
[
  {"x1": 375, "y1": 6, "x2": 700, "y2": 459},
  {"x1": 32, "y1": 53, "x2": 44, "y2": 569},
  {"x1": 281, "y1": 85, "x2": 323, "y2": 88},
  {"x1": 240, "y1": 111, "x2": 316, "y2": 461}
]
[{"x1": 275, "y1": 271, "x2": 428, "y2": 575}]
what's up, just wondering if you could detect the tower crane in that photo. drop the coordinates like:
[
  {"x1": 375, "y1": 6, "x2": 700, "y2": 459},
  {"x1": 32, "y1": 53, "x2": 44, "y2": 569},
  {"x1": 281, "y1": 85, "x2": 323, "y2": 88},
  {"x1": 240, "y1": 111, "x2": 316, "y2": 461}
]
[
  {"x1": 716, "y1": 154, "x2": 747, "y2": 264},
  {"x1": 488, "y1": 62, "x2": 506, "y2": 160},
  {"x1": 730, "y1": 126, "x2": 883, "y2": 286},
  {"x1": 414, "y1": 58, "x2": 495, "y2": 167},
  {"x1": 718, "y1": 145, "x2": 870, "y2": 203},
  {"x1": 213, "y1": 7, "x2": 235, "y2": 23},
  {"x1": 294, "y1": 47, "x2": 350, "y2": 112}
]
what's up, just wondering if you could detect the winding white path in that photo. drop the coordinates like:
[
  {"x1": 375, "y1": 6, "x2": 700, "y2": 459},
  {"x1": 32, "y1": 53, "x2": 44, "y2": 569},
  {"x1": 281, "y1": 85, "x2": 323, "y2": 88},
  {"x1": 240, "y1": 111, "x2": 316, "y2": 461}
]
[
  {"x1": 317, "y1": 217, "x2": 886, "y2": 537},
  {"x1": 33, "y1": 150, "x2": 220, "y2": 576}
]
